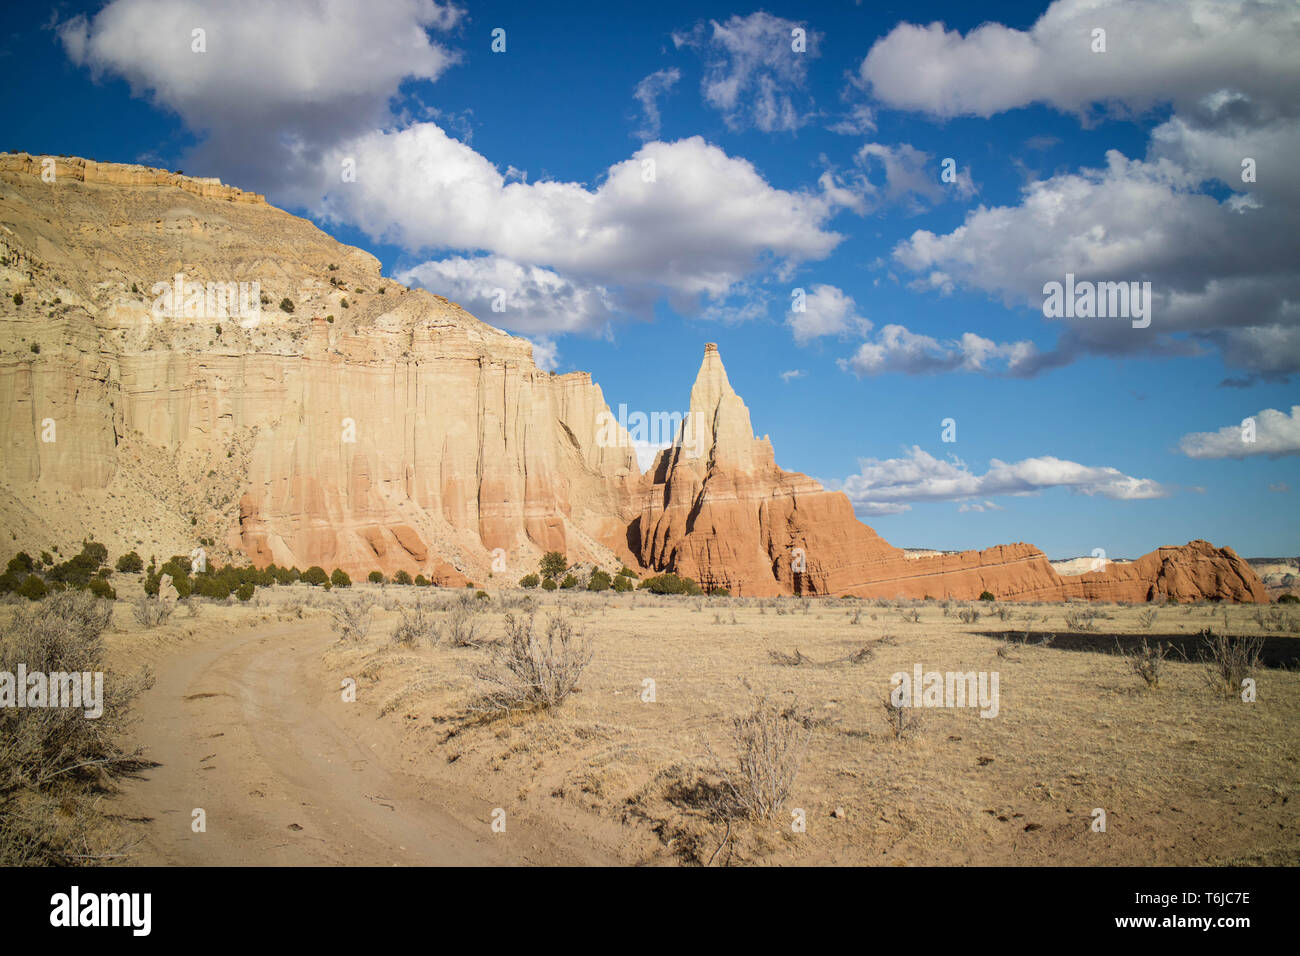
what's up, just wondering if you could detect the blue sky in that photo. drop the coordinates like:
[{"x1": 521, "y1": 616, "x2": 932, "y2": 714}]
[{"x1": 5, "y1": 0, "x2": 1298, "y2": 558}]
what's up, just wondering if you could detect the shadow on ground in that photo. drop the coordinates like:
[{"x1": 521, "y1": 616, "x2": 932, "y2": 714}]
[{"x1": 980, "y1": 630, "x2": 1300, "y2": 668}]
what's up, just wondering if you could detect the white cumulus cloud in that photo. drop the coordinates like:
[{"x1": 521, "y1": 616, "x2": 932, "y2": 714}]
[
  {"x1": 789, "y1": 284, "x2": 870, "y2": 344},
  {"x1": 841, "y1": 446, "x2": 1169, "y2": 514},
  {"x1": 1177, "y1": 406, "x2": 1300, "y2": 459}
]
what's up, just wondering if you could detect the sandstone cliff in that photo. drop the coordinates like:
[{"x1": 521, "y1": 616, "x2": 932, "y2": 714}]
[{"x1": 0, "y1": 153, "x2": 637, "y2": 583}]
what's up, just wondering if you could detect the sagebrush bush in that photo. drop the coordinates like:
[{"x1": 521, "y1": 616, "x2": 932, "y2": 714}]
[
  {"x1": 1126, "y1": 637, "x2": 1168, "y2": 689},
  {"x1": 1065, "y1": 608, "x2": 1099, "y2": 631},
  {"x1": 713, "y1": 697, "x2": 812, "y2": 821},
  {"x1": 132, "y1": 594, "x2": 173, "y2": 627},
  {"x1": 392, "y1": 601, "x2": 438, "y2": 647},
  {"x1": 1199, "y1": 628, "x2": 1263, "y2": 698},
  {"x1": 472, "y1": 613, "x2": 591, "y2": 712},
  {"x1": 0, "y1": 591, "x2": 153, "y2": 864},
  {"x1": 330, "y1": 597, "x2": 371, "y2": 641},
  {"x1": 444, "y1": 607, "x2": 486, "y2": 647}
]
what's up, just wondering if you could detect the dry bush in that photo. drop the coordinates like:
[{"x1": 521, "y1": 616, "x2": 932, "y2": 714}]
[
  {"x1": 1125, "y1": 637, "x2": 1168, "y2": 689},
  {"x1": 995, "y1": 605, "x2": 1013, "y2": 622},
  {"x1": 330, "y1": 597, "x2": 372, "y2": 642},
  {"x1": 768, "y1": 648, "x2": 809, "y2": 667},
  {"x1": 392, "y1": 601, "x2": 438, "y2": 647},
  {"x1": 1199, "y1": 628, "x2": 1263, "y2": 698},
  {"x1": 445, "y1": 607, "x2": 487, "y2": 647},
  {"x1": 132, "y1": 594, "x2": 173, "y2": 628},
  {"x1": 712, "y1": 697, "x2": 812, "y2": 821},
  {"x1": 900, "y1": 608, "x2": 921, "y2": 623},
  {"x1": 0, "y1": 591, "x2": 153, "y2": 864},
  {"x1": 1137, "y1": 608, "x2": 1158, "y2": 630},
  {"x1": 498, "y1": 592, "x2": 536, "y2": 613},
  {"x1": 839, "y1": 645, "x2": 874, "y2": 665},
  {"x1": 1255, "y1": 607, "x2": 1294, "y2": 633},
  {"x1": 471, "y1": 613, "x2": 592, "y2": 713},
  {"x1": 453, "y1": 590, "x2": 483, "y2": 614},
  {"x1": 770, "y1": 645, "x2": 871, "y2": 668},
  {"x1": 956, "y1": 606, "x2": 980, "y2": 625},
  {"x1": 183, "y1": 596, "x2": 201, "y2": 618},
  {"x1": 1065, "y1": 607, "x2": 1098, "y2": 631},
  {"x1": 882, "y1": 695, "x2": 923, "y2": 741}
]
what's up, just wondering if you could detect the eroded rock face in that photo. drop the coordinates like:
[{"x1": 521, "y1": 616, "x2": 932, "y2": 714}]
[
  {"x1": 0, "y1": 154, "x2": 637, "y2": 582},
  {"x1": 1061, "y1": 541, "x2": 1269, "y2": 604},
  {"x1": 630, "y1": 345, "x2": 1269, "y2": 603}
]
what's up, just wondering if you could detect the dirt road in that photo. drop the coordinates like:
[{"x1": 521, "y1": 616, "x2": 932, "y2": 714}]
[{"x1": 115, "y1": 619, "x2": 608, "y2": 865}]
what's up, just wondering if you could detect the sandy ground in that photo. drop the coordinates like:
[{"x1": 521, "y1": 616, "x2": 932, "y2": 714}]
[
  {"x1": 106, "y1": 607, "x2": 617, "y2": 865},
  {"x1": 91, "y1": 586, "x2": 1300, "y2": 866}
]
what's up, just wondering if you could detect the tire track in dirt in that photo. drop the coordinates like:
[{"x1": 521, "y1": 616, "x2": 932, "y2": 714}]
[{"x1": 114, "y1": 619, "x2": 580, "y2": 865}]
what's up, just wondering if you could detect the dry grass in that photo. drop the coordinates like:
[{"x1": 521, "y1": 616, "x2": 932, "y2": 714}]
[{"x1": 284, "y1": 588, "x2": 1300, "y2": 864}]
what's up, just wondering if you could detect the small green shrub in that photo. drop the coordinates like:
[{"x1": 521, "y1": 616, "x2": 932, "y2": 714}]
[
  {"x1": 115, "y1": 551, "x2": 143, "y2": 573},
  {"x1": 368, "y1": 571, "x2": 384, "y2": 584},
  {"x1": 87, "y1": 574, "x2": 115, "y2": 598},
  {"x1": 539, "y1": 551, "x2": 567, "y2": 580},
  {"x1": 519, "y1": 573, "x2": 540, "y2": 589},
  {"x1": 641, "y1": 572, "x2": 703, "y2": 596},
  {"x1": 979, "y1": 591, "x2": 996, "y2": 602},
  {"x1": 542, "y1": 577, "x2": 558, "y2": 591},
  {"x1": 17, "y1": 574, "x2": 48, "y2": 601},
  {"x1": 330, "y1": 569, "x2": 351, "y2": 589}
]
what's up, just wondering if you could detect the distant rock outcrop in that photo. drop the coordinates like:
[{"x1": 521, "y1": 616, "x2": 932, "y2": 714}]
[{"x1": 628, "y1": 344, "x2": 1269, "y2": 603}]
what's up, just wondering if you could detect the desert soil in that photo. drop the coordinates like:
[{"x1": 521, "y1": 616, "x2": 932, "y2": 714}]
[{"x1": 99, "y1": 586, "x2": 1300, "y2": 867}]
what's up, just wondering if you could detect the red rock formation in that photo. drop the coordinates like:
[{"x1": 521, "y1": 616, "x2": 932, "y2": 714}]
[
  {"x1": 629, "y1": 345, "x2": 1269, "y2": 603},
  {"x1": 1061, "y1": 541, "x2": 1268, "y2": 603}
]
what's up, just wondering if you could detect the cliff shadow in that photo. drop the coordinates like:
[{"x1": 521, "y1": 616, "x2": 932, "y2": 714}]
[{"x1": 980, "y1": 630, "x2": 1300, "y2": 669}]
